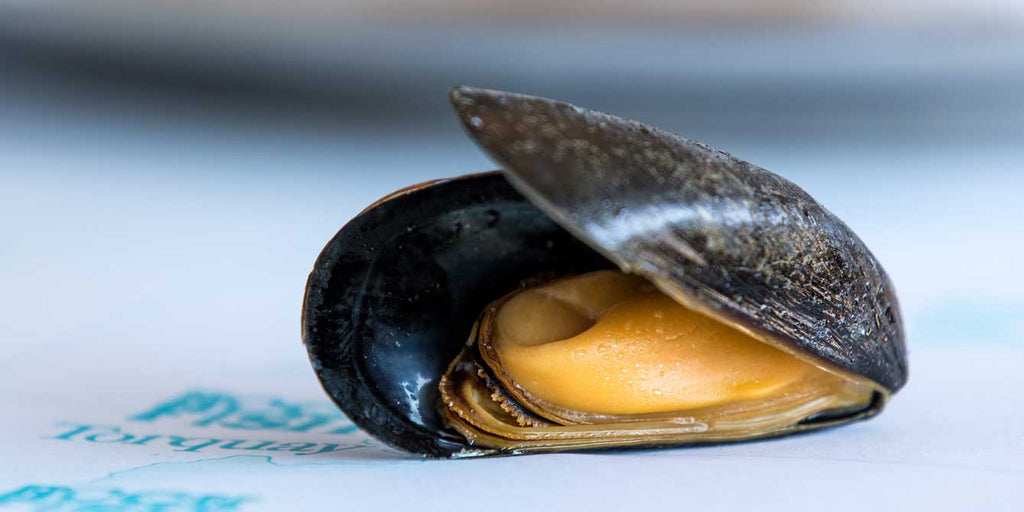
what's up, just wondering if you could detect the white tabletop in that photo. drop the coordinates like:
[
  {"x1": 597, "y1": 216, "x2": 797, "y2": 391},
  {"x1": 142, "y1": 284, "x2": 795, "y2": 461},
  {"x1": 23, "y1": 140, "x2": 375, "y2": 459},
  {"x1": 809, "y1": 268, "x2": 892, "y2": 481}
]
[{"x1": 1, "y1": 27, "x2": 1022, "y2": 511}]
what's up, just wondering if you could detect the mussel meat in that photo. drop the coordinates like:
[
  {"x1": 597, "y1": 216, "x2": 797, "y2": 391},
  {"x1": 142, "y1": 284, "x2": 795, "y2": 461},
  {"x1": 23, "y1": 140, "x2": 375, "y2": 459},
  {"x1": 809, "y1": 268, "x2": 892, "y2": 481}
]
[{"x1": 302, "y1": 87, "x2": 907, "y2": 458}]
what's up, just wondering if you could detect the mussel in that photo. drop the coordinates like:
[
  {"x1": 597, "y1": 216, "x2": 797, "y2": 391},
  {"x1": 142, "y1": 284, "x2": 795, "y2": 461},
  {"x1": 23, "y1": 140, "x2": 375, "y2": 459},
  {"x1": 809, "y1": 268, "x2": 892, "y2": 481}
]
[{"x1": 302, "y1": 87, "x2": 907, "y2": 458}]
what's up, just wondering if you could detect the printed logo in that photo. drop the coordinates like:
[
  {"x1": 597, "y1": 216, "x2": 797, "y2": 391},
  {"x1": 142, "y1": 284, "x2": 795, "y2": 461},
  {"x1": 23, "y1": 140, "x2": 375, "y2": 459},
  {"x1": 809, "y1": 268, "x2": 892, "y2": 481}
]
[
  {"x1": 47, "y1": 390, "x2": 386, "y2": 457},
  {"x1": 0, "y1": 485, "x2": 250, "y2": 512}
]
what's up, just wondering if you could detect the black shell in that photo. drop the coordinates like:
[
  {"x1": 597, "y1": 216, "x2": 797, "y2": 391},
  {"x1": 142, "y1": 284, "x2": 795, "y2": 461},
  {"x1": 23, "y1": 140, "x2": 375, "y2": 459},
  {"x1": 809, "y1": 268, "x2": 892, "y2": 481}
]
[
  {"x1": 450, "y1": 87, "x2": 907, "y2": 393},
  {"x1": 302, "y1": 87, "x2": 907, "y2": 458}
]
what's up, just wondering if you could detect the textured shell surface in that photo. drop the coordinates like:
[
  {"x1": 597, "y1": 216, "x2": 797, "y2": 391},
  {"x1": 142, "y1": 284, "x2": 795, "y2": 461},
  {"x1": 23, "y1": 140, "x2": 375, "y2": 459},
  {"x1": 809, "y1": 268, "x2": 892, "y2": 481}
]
[{"x1": 449, "y1": 86, "x2": 907, "y2": 392}]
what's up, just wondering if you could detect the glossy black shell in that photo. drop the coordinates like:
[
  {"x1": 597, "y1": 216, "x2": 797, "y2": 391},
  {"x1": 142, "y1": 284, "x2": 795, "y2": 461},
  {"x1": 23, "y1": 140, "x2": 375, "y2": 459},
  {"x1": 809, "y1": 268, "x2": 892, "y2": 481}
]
[{"x1": 302, "y1": 174, "x2": 612, "y2": 457}]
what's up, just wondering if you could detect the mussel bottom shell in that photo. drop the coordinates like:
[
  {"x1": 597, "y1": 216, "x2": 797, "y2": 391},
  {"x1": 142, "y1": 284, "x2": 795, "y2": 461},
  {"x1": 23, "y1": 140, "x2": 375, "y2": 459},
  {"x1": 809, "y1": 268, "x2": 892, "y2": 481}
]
[{"x1": 302, "y1": 173, "x2": 890, "y2": 458}]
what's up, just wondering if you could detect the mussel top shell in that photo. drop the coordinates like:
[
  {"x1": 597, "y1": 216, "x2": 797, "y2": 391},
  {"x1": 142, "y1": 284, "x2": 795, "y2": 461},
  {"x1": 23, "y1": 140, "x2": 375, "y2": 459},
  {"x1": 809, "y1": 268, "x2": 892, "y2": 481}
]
[{"x1": 449, "y1": 87, "x2": 907, "y2": 393}]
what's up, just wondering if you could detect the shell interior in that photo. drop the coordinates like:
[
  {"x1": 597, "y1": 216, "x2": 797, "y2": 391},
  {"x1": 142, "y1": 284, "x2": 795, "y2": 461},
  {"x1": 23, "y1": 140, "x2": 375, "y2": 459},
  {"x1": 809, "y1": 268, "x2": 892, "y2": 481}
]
[{"x1": 438, "y1": 270, "x2": 882, "y2": 452}]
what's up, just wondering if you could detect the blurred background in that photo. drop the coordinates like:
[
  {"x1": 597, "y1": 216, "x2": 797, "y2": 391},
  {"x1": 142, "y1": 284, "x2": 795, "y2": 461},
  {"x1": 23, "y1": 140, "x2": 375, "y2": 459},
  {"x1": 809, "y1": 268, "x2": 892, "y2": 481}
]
[
  {"x1": 2, "y1": 2, "x2": 1024, "y2": 508},
  {"x1": 2, "y1": 1, "x2": 1023, "y2": 392}
]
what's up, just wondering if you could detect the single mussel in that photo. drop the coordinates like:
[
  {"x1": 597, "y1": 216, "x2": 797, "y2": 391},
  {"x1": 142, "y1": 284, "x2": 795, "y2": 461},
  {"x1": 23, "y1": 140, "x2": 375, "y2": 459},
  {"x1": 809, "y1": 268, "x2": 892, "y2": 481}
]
[{"x1": 302, "y1": 87, "x2": 907, "y2": 458}]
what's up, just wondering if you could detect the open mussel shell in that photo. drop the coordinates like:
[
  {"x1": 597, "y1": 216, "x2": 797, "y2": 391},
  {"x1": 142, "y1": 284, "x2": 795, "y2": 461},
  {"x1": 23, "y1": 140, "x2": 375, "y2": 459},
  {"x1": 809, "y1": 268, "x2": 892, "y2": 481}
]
[{"x1": 302, "y1": 87, "x2": 907, "y2": 458}]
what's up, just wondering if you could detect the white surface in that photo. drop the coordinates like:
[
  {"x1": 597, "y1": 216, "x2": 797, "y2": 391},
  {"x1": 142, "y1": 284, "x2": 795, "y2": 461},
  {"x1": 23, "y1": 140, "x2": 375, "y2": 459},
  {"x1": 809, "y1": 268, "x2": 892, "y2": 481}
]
[{"x1": 1, "y1": 101, "x2": 1023, "y2": 511}]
